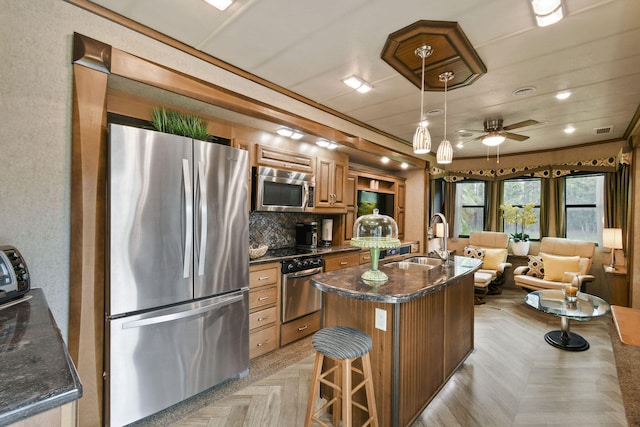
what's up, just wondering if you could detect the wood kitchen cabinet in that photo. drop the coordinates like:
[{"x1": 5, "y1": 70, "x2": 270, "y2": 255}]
[
  {"x1": 255, "y1": 144, "x2": 314, "y2": 173},
  {"x1": 314, "y1": 155, "x2": 348, "y2": 212},
  {"x1": 248, "y1": 263, "x2": 280, "y2": 359},
  {"x1": 396, "y1": 181, "x2": 406, "y2": 239},
  {"x1": 323, "y1": 251, "x2": 360, "y2": 272}
]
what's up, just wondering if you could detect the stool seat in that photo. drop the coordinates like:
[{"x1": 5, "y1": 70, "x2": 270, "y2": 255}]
[
  {"x1": 305, "y1": 326, "x2": 379, "y2": 427},
  {"x1": 312, "y1": 326, "x2": 372, "y2": 360}
]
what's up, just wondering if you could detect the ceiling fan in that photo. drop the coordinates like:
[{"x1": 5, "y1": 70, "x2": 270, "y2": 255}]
[{"x1": 461, "y1": 118, "x2": 540, "y2": 147}]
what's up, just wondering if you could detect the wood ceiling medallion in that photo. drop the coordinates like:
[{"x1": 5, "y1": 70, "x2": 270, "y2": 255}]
[{"x1": 381, "y1": 20, "x2": 486, "y2": 91}]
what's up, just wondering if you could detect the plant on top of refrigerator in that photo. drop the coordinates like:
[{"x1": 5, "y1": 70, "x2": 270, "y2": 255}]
[{"x1": 151, "y1": 107, "x2": 210, "y2": 141}]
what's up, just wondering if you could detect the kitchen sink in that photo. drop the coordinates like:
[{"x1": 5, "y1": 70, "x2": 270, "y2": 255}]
[{"x1": 385, "y1": 257, "x2": 442, "y2": 271}]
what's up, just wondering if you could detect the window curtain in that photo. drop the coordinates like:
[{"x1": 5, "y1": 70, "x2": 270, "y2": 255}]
[
  {"x1": 496, "y1": 180, "x2": 505, "y2": 232},
  {"x1": 444, "y1": 180, "x2": 457, "y2": 237},
  {"x1": 539, "y1": 178, "x2": 551, "y2": 238},
  {"x1": 553, "y1": 177, "x2": 566, "y2": 237},
  {"x1": 484, "y1": 181, "x2": 496, "y2": 231},
  {"x1": 605, "y1": 164, "x2": 630, "y2": 250}
]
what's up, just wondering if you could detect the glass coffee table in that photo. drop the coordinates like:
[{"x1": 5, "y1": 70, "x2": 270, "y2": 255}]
[{"x1": 524, "y1": 290, "x2": 610, "y2": 351}]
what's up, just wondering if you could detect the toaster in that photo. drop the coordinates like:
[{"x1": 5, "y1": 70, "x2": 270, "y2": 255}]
[{"x1": 0, "y1": 245, "x2": 30, "y2": 305}]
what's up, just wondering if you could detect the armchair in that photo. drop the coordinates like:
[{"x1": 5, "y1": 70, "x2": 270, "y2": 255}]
[
  {"x1": 464, "y1": 231, "x2": 512, "y2": 303},
  {"x1": 514, "y1": 237, "x2": 595, "y2": 292}
]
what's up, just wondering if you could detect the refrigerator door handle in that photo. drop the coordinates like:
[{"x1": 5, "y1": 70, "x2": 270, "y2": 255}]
[
  {"x1": 183, "y1": 159, "x2": 193, "y2": 279},
  {"x1": 197, "y1": 160, "x2": 207, "y2": 276},
  {"x1": 121, "y1": 293, "x2": 244, "y2": 329}
]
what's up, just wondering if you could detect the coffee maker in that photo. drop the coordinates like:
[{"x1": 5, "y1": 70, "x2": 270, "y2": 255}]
[{"x1": 296, "y1": 222, "x2": 318, "y2": 248}]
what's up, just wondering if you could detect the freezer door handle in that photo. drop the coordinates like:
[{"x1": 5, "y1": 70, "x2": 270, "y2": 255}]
[
  {"x1": 197, "y1": 160, "x2": 207, "y2": 277},
  {"x1": 121, "y1": 293, "x2": 244, "y2": 329},
  {"x1": 183, "y1": 159, "x2": 193, "y2": 279}
]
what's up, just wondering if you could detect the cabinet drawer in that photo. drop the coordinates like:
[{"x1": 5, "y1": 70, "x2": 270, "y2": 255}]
[
  {"x1": 249, "y1": 265, "x2": 279, "y2": 288},
  {"x1": 359, "y1": 252, "x2": 372, "y2": 264},
  {"x1": 324, "y1": 253, "x2": 360, "y2": 272},
  {"x1": 255, "y1": 145, "x2": 314, "y2": 173},
  {"x1": 250, "y1": 325, "x2": 278, "y2": 359},
  {"x1": 249, "y1": 306, "x2": 277, "y2": 330},
  {"x1": 249, "y1": 286, "x2": 277, "y2": 310},
  {"x1": 280, "y1": 311, "x2": 321, "y2": 346}
]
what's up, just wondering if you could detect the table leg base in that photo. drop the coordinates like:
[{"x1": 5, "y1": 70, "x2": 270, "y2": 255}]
[{"x1": 544, "y1": 330, "x2": 590, "y2": 351}]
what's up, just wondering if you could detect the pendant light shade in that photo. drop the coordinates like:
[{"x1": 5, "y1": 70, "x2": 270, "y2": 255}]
[
  {"x1": 436, "y1": 71, "x2": 454, "y2": 165},
  {"x1": 413, "y1": 45, "x2": 433, "y2": 154},
  {"x1": 436, "y1": 139, "x2": 453, "y2": 164}
]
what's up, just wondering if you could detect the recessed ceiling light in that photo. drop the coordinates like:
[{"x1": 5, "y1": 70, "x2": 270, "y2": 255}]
[
  {"x1": 400, "y1": 162, "x2": 408, "y2": 169},
  {"x1": 556, "y1": 91, "x2": 571, "y2": 100},
  {"x1": 327, "y1": 142, "x2": 339, "y2": 150},
  {"x1": 564, "y1": 125, "x2": 576, "y2": 134},
  {"x1": 290, "y1": 131, "x2": 304, "y2": 140},
  {"x1": 316, "y1": 138, "x2": 330, "y2": 148},
  {"x1": 203, "y1": 0, "x2": 233, "y2": 11},
  {"x1": 456, "y1": 142, "x2": 464, "y2": 148},
  {"x1": 343, "y1": 75, "x2": 372, "y2": 93},
  {"x1": 381, "y1": 157, "x2": 390, "y2": 164},
  {"x1": 512, "y1": 86, "x2": 536, "y2": 97},
  {"x1": 276, "y1": 127, "x2": 293, "y2": 137}
]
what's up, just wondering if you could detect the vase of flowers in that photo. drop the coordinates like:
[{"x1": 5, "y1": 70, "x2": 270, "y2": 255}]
[{"x1": 500, "y1": 203, "x2": 537, "y2": 256}]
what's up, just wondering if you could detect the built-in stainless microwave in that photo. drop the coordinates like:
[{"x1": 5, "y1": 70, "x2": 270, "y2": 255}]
[{"x1": 253, "y1": 166, "x2": 315, "y2": 212}]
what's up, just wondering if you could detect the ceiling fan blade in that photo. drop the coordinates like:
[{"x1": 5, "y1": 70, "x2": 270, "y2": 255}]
[
  {"x1": 504, "y1": 132, "x2": 529, "y2": 142},
  {"x1": 458, "y1": 136, "x2": 482, "y2": 146},
  {"x1": 503, "y1": 119, "x2": 539, "y2": 131}
]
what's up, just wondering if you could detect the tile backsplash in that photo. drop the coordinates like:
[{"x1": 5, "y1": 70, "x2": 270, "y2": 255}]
[{"x1": 249, "y1": 212, "x2": 326, "y2": 249}]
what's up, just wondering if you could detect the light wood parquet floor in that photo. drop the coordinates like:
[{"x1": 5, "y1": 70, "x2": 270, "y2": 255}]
[{"x1": 176, "y1": 289, "x2": 627, "y2": 427}]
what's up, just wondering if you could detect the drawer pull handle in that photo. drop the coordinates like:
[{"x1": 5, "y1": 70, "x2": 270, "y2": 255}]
[
  {"x1": 257, "y1": 317, "x2": 268, "y2": 322},
  {"x1": 257, "y1": 296, "x2": 270, "y2": 301},
  {"x1": 298, "y1": 325, "x2": 308, "y2": 331},
  {"x1": 257, "y1": 276, "x2": 270, "y2": 281},
  {"x1": 340, "y1": 261, "x2": 348, "y2": 265},
  {"x1": 256, "y1": 340, "x2": 269, "y2": 347}
]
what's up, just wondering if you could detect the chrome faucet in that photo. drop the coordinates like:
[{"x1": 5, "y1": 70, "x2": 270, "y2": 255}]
[{"x1": 430, "y1": 213, "x2": 450, "y2": 266}]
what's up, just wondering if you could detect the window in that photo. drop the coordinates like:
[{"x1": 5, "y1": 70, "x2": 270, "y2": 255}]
[
  {"x1": 455, "y1": 181, "x2": 485, "y2": 237},
  {"x1": 502, "y1": 178, "x2": 541, "y2": 240},
  {"x1": 565, "y1": 174, "x2": 604, "y2": 245}
]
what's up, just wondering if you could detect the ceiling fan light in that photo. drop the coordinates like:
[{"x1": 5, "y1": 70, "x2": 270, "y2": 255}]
[
  {"x1": 436, "y1": 139, "x2": 453, "y2": 164},
  {"x1": 412, "y1": 125, "x2": 431, "y2": 154},
  {"x1": 482, "y1": 132, "x2": 506, "y2": 146}
]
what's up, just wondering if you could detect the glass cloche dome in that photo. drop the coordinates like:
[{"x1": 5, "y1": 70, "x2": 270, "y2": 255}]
[{"x1": 351, "y1": 209, "x2": 400, "y2": 282}]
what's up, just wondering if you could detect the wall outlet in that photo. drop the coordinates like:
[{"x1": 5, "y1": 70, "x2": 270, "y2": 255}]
[{"x1": 375, "y1": 308, "x2": 387, "y2": 331}]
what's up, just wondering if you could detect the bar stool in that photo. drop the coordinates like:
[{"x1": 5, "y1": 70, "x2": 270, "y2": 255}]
[{"x1": 304, "y1": 326, "x2": 378, "y2": 427}]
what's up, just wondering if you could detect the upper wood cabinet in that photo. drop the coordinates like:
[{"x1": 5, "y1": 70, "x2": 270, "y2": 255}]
[
  {"x1": 396, "y1": 181, "x2": 406, "y2": 239},
  {"x1": 255, "y1": 144, "x2": 314, "y2": 173},
  {"x1": 314, "y1": 155, "x2": 348, "y2": 212}
]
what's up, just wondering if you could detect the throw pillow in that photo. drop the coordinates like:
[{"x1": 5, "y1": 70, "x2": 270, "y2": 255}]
[
  {"x1": 526, "y1": 255, "x2": 544, "y2": 277},
  {"x1": 482, "y1": 248, "x2": 508, "y2": 270},
  {"x1": 464, "y1": 246, "x2": 485, "y2": 260},
  {"x1": 540, "y1": 252, "x2": 580, "y2": 282}
]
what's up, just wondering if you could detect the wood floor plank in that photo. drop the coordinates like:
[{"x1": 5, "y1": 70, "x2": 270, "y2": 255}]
[{"x1": 175, "y1": 289, "x2": 627, "y2": 427}]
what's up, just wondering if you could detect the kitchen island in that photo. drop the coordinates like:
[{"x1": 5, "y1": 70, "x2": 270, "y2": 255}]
[{"x1": 311, "y1": 255, "x2": 481, "y2": 427}]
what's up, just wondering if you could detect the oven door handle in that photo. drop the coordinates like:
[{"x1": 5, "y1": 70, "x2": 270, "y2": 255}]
[{"x1": 284, "y1": 267, "x2": 323, "y2": 279}]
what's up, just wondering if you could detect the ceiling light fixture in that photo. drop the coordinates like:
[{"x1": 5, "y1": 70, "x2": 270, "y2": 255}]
[
  {"x1": 412, "y1": 45, "x2": 433, "y2": 154},
  {"x1": 315, "y1": 138, "x2": 330, "y2": 148},
  {"x1": 436, "y1": 71, "x2": 454, "y2": 164},
  {"x1": 564, "y1": 125, "x2": 576, "y2": 134},
  {"x1": 381, "y1": 156, "x2": 390, "y2": 164},
  {"x1": 290, "y1": 131, "x2": 304, "y2": 140},
  {"x1": 530, "y1": 0, "x2": 565, "y2": 27},
  {"x1": 203, "y1": 0, "x2": 233, "y2": 11},
  {"x1": 482, "y1": 131, "x2": 506, "y2": 146},
  {"x1": 400, "y1": 162, "x2": 408, "y2": 169},
  {"x1": 343, "y1": 75, "x2": 372, "y2": 93},
  {"x1": 556, "y1": 91, "x2": 571, "y2": 100},
  {"x1": 277, "y1": 127, "x2": 293, "y2": 137}
]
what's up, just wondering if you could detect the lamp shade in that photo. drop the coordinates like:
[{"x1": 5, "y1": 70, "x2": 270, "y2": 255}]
[
  {"x1": 436, "y1": 139, "x2": 453, "y2": 164},
  {"x1": 603, "y1": 228, "x2": 623, "y2": 249}
]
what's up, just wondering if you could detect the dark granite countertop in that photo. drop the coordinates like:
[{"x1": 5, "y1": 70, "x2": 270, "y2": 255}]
[
  {"x1": 0, "y1": 288, "x2": 82, "y2": 426},
  {"x1": 311, "y1": 255, "x2": 481, "y2": 303},
  {"x1": 249, "y1": 244, "x2": 361, "y2": 265}
]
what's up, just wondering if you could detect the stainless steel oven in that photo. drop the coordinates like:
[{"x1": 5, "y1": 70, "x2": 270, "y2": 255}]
[{"x1": 281, "y1": 256, "x2": 323, "y2": 323}]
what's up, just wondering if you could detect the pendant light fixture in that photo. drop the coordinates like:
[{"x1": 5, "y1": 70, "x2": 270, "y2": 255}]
[
  {"x1": 436, "y1": 71, "x2": 454, "y2": 164},
  {"x1": 412, "y1": 45, "x2": 433, "y2": 154}
]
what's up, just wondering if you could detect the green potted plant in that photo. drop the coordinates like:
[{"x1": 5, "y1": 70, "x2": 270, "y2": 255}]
[
  {"x1": 151, "y1": 107, "x2": 211, "y2": 141},
  {"x1": 500, "y1": 203, "x2": 537, "y2": 255}
]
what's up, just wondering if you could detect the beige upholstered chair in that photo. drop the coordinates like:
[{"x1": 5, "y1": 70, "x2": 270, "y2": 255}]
[
  {"x1": 464, "y1": 231, "x2": 512, "y2": 303},
  {"x1": 514, "y1": 237, "x2": 595, "y2": 292}
]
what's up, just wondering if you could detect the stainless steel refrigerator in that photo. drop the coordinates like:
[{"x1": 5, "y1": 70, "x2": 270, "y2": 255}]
[{"x1": 105, "y1": 124, "x2": 249, "y2": 427}]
